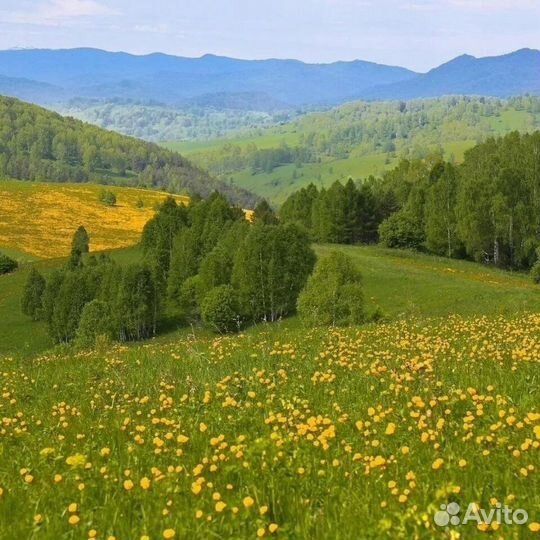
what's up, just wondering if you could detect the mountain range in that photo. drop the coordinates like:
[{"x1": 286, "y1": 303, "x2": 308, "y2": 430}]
[{"x1": 0, "y1": 48, "x2": 538, "y2": 109}]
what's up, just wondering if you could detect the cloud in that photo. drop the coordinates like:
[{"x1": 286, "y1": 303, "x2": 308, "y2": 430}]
[{"x1": 3, "y1": 0, "x2": 119, "y2": 26}]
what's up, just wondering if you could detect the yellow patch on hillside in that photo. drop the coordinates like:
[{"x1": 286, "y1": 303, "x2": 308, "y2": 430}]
[{"x1": 0, "y1": 180, "x2": 189, "y2": 259}]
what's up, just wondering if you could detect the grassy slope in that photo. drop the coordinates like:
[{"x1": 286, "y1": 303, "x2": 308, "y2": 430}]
[
  {"x1": 164, "y1": 105, "x2": 540, "y2": 205},
  {"x1": 2, "y1": 243, "x2": 539, "y2": 358},
  {"x1": 0, "y1": 180, "x2": 188, "y2": 259}
]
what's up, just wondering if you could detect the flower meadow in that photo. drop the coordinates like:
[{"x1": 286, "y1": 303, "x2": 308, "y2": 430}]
[{"x1": 1, "y1": 314, "x2": 540, "y2": 539}]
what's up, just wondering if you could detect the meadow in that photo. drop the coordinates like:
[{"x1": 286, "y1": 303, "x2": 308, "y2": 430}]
[
  {"x1": 0, "y1": 180, "x2": 188, "y2": 259},
  {"x1": 0, "y1": 309, "x2": 539, "y2": 539}
]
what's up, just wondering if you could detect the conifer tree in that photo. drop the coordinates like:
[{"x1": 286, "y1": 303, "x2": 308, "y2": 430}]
[{"x1": 21, "y1": 267, "x2": 46, "y2": 321}]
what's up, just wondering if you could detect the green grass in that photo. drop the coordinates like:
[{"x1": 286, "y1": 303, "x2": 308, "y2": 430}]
[
  {"x1": 2, "y1": 242, "x2": 539, "y2": 358},
  {"x1": 1, "y1": 301, "x2": 540, "y2": 539}
]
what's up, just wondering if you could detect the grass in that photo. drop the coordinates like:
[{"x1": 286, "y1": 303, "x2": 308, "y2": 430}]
[
  {"x1": 1, "y1": 308, "x2": 539, "y2": 539},
  {"x1": 2, "y1": 241, "x2": 539, "y2": 358},
  {"x1": 0, "y1": 179, "x2": 189, "y2": 259}
]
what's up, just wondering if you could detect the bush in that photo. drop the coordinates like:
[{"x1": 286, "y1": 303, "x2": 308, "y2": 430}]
[
  {"x1": 76, "y1": 300, "x2": 113, "y2": 349},
  {"x1": 179, "y1": 275, "x2": 205, "y2": 323},
  {"x1": 201, "y1": 285, "x2": 240, "y2": 333},
  {"x1": 531, "y1": 261, "x2": 540, "y2": 284},
  {"x1": 99, "y1": 189, "x2": 117, "y2": 206},
  {"x1": 379, "y1": 211, "x2": 424, "y2": 249},
  {"x1": 0, "y1": 253, "x2": 18, "y2": 275},
  {"x1": 297, "y1": 251, "x2": 364, "y2": 327}
]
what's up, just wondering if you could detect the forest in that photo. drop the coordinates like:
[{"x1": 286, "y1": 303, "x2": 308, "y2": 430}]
[
  {"x1": 0, "y1": 96, "x2": 258, "y2": 206},
  {"x1": 54, "y1": 98, "x2": 296, "y2": 142},
  {"x1": 279, "y1": 130, "x2": 540, "y2": 272}
]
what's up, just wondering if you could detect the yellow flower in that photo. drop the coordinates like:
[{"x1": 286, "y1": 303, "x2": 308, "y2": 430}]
[
  {"x1": 68, "y1": 502, "x2": 78, "y2": 513},
  {"x1": 24, "y1": 474, "x2": 34, "y2": 484},
  {"x1": 163, "y1": 529, "x2": 176, "y2": 539},
  {"x1": 269, "y1": 524, "x2": 279, "y2": 533},
  {"x1": 66, "y1": 454, "x2": 86, "y2": 467},
  {"x1": 177, "y1": 434, "x2": 189, "y2": 444},
  {"x1": 243, "y1": 496, "x2": 255, "y2": 508},
  {"x1": 88, "y1": 530, "x2": 97, "y2": 538},
  {"x1": 33, "y1": 514, "x2": 43, "y2": 525},
  {"x1": 100, "y1": 447, "x2": 111, "y2": 457},
  {"x1": 385, "y1": 423, "x2": 396, "y2": 435},
  {"x1": 54, "y1": 474, "x2": 63, "y2": 483},
  {"x1": 257, "y1": 528, "x2": 266, "y2": 538},
  {"x1": 191, "y1": 483, "x2": 202, "y2": 495},
  {"x1": 259, "y1": 505, "x2": 269, "y2": 515},
  {"x1": 68, "y1": 515, "x2": 80, "y2": 526},
  {"x1": 215, "y1": 501, "x2": 227, "y2": 512},
  {"x1": 458, "y1": 459, "x2": 467, "y2": 468},
  {"x1": 529, "y1": 522, "x2": 540, "y2": 532},
  {"x1": 432, "y1": 458, "x2": 444, "y2": 470},
  {"x1": 123, "y1": 479, "x2": 134, "y2": 491},
  {"x1": 140, "y1": 477, "x2": 151, "y2": 490}
]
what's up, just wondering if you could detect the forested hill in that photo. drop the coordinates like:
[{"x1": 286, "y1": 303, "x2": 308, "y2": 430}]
[{"x1": 0, "y1": 96, "x2": 258, "y2": 207}]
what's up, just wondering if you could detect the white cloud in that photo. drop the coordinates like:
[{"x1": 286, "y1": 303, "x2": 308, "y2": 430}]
[{"x1": 3, "y1": 0, "x2": 118, "y2": 26}]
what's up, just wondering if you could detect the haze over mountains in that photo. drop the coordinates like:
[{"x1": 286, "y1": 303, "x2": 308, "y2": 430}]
[{"x1": 0, "y1": 48, "x2": 538, "y2": 110}]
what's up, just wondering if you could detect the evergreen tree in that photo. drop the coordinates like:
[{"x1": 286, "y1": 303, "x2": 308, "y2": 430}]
[{"x1": 252, "y1": 199, "x2": 278, "y2": 225}]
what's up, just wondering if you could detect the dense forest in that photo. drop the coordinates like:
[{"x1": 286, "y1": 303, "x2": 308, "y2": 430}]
[
  {"x1": 21, "y1": 194, "x2": 316, "y2": 345},
  {"x1": 180, "y1": 96, "x2": 540, "y2": 186},
  {"x1": 280, "y1": 131, "x2": 540, "y2": 271},
  {"x1": 54, "y1": 99, "x2": 296, "y2": 142},
  {"x1": 0, "y1": 96, "x2": 258, "y2": 207}
]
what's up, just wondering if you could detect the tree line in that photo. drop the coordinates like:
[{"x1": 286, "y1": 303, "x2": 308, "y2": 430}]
[
  {"x1": 279, "y1": 131, "x2": 540, "y2": 273},
  {"x1": 0, "y1": 96, "x2": 258, "y2": 207}
]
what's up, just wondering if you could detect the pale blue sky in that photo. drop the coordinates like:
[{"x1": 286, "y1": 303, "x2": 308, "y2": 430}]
[{"x1": 0, "y1": 0, "x2": 538, "y2": 71}]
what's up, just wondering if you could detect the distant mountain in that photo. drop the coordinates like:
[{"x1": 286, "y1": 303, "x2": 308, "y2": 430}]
[
  {"x1": 0, "y1": 96, "x2": 258, "y2": 207},
  {"x1": 362, "y1": 49, "x2": 540, "y2": 100},
  {"x1": 0, "y1": 74, "x2": 67, "y2": 103},
  {"x1": 0, "y1": 48, "x2": 417, "y2": 107}
]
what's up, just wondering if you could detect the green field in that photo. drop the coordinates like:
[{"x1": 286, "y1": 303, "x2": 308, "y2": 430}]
[
  {"x1": 2, "y1": 243, "x2": 539, "y2": 358},
  {"x1": 1, "y1": 259, "x2": 540, "y2": 538}
]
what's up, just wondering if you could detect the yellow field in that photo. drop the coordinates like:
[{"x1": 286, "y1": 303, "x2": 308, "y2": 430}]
[{"x1": 0, "y1": 180, "x2": 189, "y2": 259}]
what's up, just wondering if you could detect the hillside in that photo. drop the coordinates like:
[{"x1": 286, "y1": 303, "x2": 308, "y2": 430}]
[
  {"x1": 166, "y1": 95, "x2": 540, "y2": 204},
  {"x1": 0, "y1": 96, "x2": 258, "y2": 206},
  {"x1": 53, "y1": 99, "x2": 294, "y2": 142},
  {"x1": 1, "y1": 246, "x2": 540, "y2": 538},
  {"x1": 0, "y1": 180, "x2": 190, "y2": 259},
  {"x1": 2, "y1": 241, "x2": 539, "y2": 357}
]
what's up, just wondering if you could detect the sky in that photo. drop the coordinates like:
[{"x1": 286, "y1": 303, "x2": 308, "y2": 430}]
[{"x1": 0, "y1": 0, "x2": 538, "y2": 72}]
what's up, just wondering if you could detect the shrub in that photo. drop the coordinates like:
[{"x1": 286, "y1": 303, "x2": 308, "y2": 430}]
[
  {"x1": 379, "y1": 211, "x2": 424, "y2": 249},
  {"x1": 531, "y1": 261, "x2": 540, "y2": 284},
  {"x1": 0, "y1": 253, "x2": 18, "y2": 275},
  {"x1": 99, "y1": 189, "x2": 117, "y2": 207},
  {"x1": 297, "y1": 251, "x2": 364, "y2": 327},
  {"x1": 201, "y1": 285, "x2": 240, "y2": 333},
  {"x1": 76, "y1": 300, "x2": 113, "y2": 349}
]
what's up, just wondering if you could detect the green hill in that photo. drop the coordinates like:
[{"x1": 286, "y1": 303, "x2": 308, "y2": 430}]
[
  {"x1": 2, "y1": 243, "x2": 539, "y2": 358},
  {"x1": 165, "y1": 96, "x2": 540, "y2": 204},
  {"x1": 2, "y1": 245, "x2": 540, "y2": 539},
  {"x1": 0, "y1": 96, "x2": 258, "y2": 207}
]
